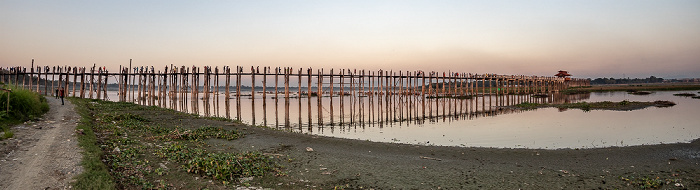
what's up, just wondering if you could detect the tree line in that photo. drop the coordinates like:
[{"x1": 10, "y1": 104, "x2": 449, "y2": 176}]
[{"x1": 589, "y1": 76, "x2": 664, "y2": 85}]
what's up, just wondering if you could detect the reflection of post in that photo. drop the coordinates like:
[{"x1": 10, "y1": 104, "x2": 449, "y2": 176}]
[
  {"x1": 317, "y1": 69, "x2": 323, "y2": 126},
  {"x1": 298, "y1": 68, "x2": 303, "y2": 130},
  {"x1": 251, "y1": 67, "x2": 256, "y2": 126},
  {"x1": 370, "y1": 71, "x2": 375, "y2": 126},
  {"x1": 214, "y1": 67, "x2": 221, "y2": 117},
  {"x1": 307, "y1": 68, "x2": 312, "y2": 130},
  {"x1": 225, "y1": 67, "x2": 230, "y2": 119},
  {"x1": 194, "y1": 67, "x2": 199, "y2": 114},
  {"x1": 421, "y1": 72, "x2": 426, "y2": 119},
  {"x1": 350, "y1": 70, "x2": 355, "y2": 125},
  {"x1": 274, "y1": 67, "x2": 279, "y2": 128},
  {"x1": 361, "y1": 70, "x2": 365, "y2": 126},
  {"x1": 340, "y1": 69, "x2": 344, "y2": 125},
  {"x1": 285, "y1": 88, "x2": 290, "y2": 127},
  {"x1": 263, "y1": 67, "x2": 267, "y2": 127},
  {"x1": 329, "y1": 69, "x2": 334, "y2": 126},
  {"x1": 236, "y1": 66, "x2": 241, "y2": 120},
  {"x1": 284, "y1": 67, "x2": 290, "y2": 123}
]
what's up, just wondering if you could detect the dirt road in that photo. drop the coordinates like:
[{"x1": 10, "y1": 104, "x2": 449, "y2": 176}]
[{"x1": 0, "y1": 97, "x2": 83, "y2": 190}]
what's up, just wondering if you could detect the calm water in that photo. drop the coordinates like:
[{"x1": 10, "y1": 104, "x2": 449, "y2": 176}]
[{"x1": 106, "y1": 90, "x2": 700, "y2": 149}]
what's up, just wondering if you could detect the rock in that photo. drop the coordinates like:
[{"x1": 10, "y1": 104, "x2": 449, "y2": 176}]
[
  {"x1": 305, "y1": 147, "x2": 313, "y2": 152},
  {"x1": 239, "y1": 177, "x2": 254, "y2": 183}
]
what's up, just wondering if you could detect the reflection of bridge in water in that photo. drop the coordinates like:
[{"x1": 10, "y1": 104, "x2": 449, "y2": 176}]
[
  {"x1": 2, "y1": 62, "x2": 590, "y2": 129},
  {"x1": 250, "y1": 92, "x2": 591, "y2": 131}
]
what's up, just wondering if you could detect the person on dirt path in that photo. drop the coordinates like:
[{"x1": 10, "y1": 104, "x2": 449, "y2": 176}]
[
  {"x1": 55, "y1": 88, "x2": 59, "y2": 99},
  {"x1": 59, "y1": 87, "x2": 65, "y2": 105}
]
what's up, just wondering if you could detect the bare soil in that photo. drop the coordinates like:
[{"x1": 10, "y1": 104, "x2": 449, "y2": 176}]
[
  {"x1": 229, "y1": 124, "x2": 700, "y2": 189},
  {"x1": 128, "y1": 103, "x2": 700, "y2": 189},
  {"x1": 0, "y1": 97, "x2": 83, "y2": 190}
]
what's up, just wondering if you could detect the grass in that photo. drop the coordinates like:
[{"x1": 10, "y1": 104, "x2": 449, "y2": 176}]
[
  {"x1": 0, "y1": 84, "x2": 49, "y2": 140},
  {"x1": 70, "y1": 98, "x2": 281, "y2": 189},
  {"x1": 72, "y1": 98, "x2": 117, "y2": 189}
]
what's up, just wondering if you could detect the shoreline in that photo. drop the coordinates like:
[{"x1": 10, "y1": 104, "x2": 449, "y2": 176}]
[{"x1": 71, "y1": 98, "x2": 699, "y2": 189}]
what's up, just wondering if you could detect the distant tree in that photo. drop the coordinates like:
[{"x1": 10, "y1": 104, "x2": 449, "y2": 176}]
[{"x1": 589, "y1": 76, "x2": 666, "y2": 85}]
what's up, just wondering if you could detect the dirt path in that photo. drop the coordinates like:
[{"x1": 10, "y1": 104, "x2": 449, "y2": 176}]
[{"x1": 0, "y1": 97, "x2": 83, "y2": 190}]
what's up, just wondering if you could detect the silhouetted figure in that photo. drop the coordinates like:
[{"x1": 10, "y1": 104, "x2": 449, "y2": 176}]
[{"x1": 59, "y1": 88, "x2": 65, "y2": 105}]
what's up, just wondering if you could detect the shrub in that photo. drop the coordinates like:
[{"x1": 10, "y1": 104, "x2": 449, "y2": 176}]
[{"x1": 0, "y1": 85, "x2": 50, "y2": 121}]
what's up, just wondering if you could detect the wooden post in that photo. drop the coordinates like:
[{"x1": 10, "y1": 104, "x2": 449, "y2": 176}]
[
  {"x1": 103, "y1": 68, "x2": 109, "y2": 100},
  {"x1": 236, "y1": 66, "x2": 241, "y2": 101},
  {"x1": 28, "y1": 60, "x2": 33, "y2": 91},
  {"x1": 307, "y1": 68, "x2": 312, "y2": 99},
  {"x1": 263, "y1": 66, "x2": 267, "y2": 100},
  {"x1": 251, "y1": 66, "x2": 256, "y2": 100},
  {"x1": 51, "y1": 67, "x2": 56, "y2": 97},
  {"x1": 275, "y1": 67, "x2": 279, "y2": 100},
  {"x1": 285, "y1": 67, "x2": 290, "y2": 100},
  {"x1": 329, "y1": 68, "x2": 334, "y2": 98},
  {"x1": 98, "y1": 67, "x2": 103, "y2": 100},
  {"x1": 37, "y1": 66, "x2": 42, "y2": 94},
  {"x1": 298, "y1": 68, "x2": 302, "y2": 99}
]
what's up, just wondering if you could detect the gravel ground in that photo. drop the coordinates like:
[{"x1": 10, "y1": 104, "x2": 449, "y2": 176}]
[{"x1": 0, "y1": 97, "x2": 83, "y2": 190}]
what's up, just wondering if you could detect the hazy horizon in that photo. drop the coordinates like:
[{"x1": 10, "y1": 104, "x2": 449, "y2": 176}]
[{"x1": 2, "y1": 0, "x2": 699, "y2": 79}]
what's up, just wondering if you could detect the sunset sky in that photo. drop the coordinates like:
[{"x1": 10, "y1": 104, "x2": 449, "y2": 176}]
[{"x1": 1, "y1": 0, "x2": 699, "y2": 79}]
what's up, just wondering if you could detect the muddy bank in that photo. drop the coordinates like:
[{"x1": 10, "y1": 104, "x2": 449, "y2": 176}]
[
  {"x1": 131, "y1": 103, "x2": 699, "y2": 189},
  {"x1": 229, "y1": 124, "x2": 699, "y2": 189},
  {"x1": 68, "y1": 99, "x2": 700, "y2": 189}
]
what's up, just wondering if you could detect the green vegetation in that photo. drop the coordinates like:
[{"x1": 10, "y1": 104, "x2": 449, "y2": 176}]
[
  {"x1": 561, "y1": 89, "x2": 591, "y2": 95},
  {"x1": 619, "y1": 175, "x2": 685, "y2": 189},
  {"x1": 590, "y1": 76, "x2": 664, "y2": 85},
  {"x1": 513, "y1": 102, "x2": 542, "y2": 109},
  {"x1": 72, "y1": 98, "x2": 118, "y2": 189},
  {"x1": 0, "y1": 84, "x2": 49, "y2": 140},
  {"x1": 513, "y1": 100, "x2": 676, "y2": 111},
  {"x1": 673, "y1": 93, "x2": 696, "y2": 97},
  {"x1": 71, "y1": 98, "x2": 281, "y2": 189}
]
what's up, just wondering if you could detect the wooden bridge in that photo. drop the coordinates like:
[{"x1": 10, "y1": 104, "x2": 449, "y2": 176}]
[{"x1": 1, "y1": 60, "x2": 589, "y2": 125}]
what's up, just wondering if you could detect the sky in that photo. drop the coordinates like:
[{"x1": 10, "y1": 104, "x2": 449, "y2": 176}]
[{"x1": 1, "y1": 0, "x2": 699, "y2": 79}]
